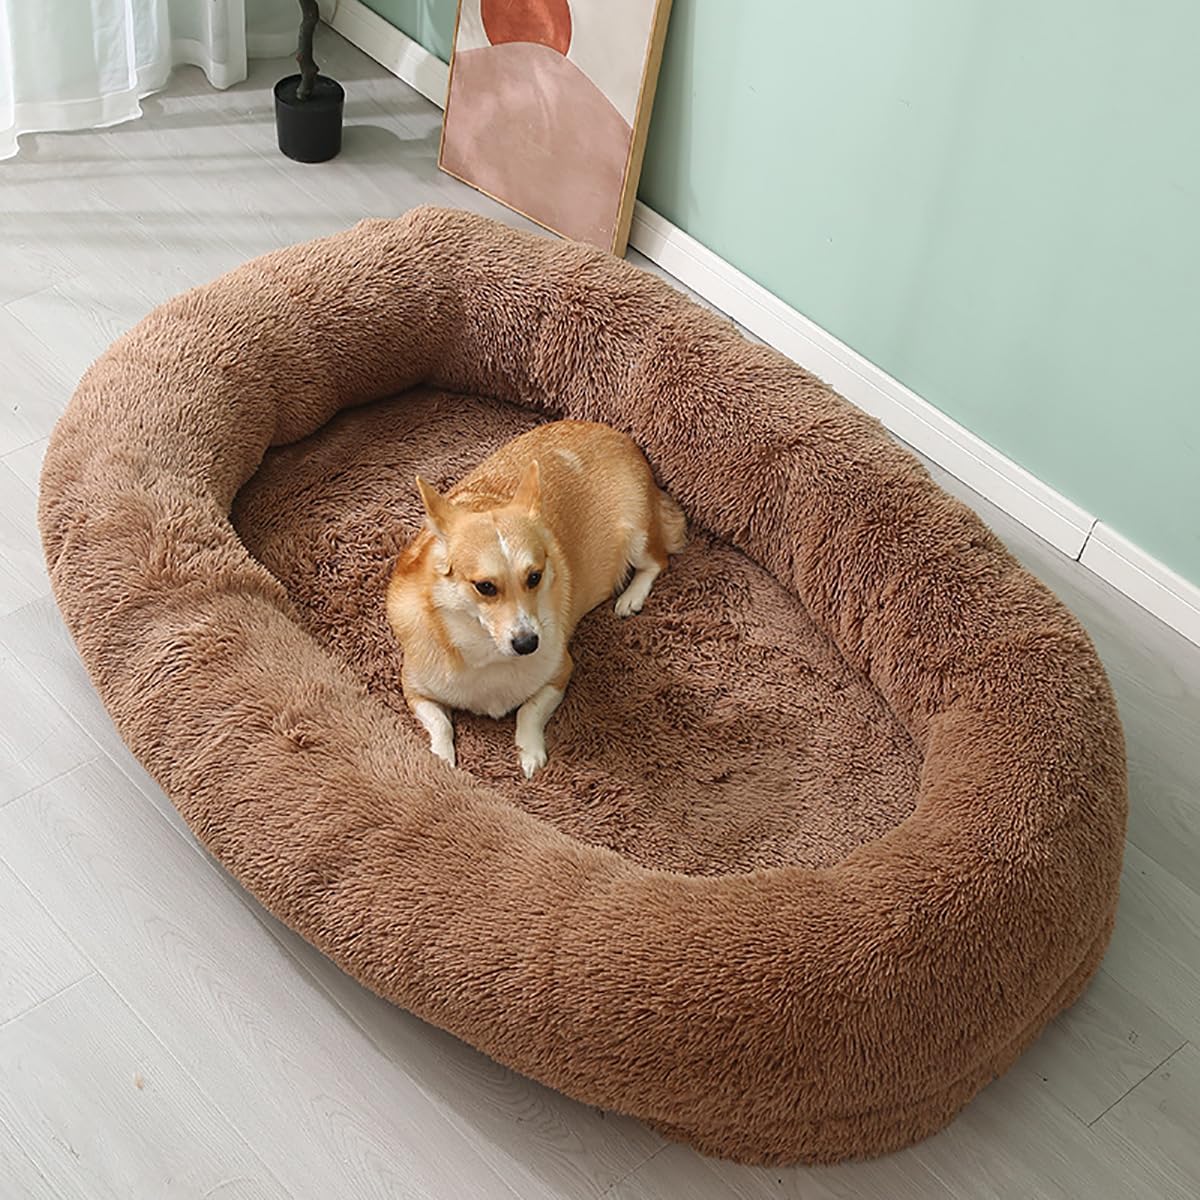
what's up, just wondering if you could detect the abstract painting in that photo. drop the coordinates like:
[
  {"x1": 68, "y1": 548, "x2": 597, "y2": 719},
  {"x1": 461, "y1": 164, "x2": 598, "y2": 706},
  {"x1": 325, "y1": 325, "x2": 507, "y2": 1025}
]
[{"x1": 439, "y1": 0, "x2": 672, "y2": 255}]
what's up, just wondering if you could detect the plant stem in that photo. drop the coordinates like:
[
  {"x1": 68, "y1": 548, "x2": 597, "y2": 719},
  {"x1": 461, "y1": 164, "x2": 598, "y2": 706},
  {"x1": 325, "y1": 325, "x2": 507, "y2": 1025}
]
[{"x1": 296, "y1": 0, "x2": 320, "y2": 100}]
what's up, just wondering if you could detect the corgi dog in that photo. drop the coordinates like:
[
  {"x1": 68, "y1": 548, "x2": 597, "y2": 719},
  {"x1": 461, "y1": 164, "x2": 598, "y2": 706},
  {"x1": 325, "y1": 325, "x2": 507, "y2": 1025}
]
[{"x1": 387, "y1": 420, "x2": 686, "y2": 778}]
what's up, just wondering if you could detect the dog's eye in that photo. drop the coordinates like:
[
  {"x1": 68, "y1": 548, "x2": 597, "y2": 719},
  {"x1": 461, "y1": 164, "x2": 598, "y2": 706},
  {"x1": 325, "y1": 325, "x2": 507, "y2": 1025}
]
[
  {"x1": 474, "y1": 580, "x2": 497, "y2": 597},
  {"x1": 526, "y1": 570, "x2": 542, "y2": 589}
]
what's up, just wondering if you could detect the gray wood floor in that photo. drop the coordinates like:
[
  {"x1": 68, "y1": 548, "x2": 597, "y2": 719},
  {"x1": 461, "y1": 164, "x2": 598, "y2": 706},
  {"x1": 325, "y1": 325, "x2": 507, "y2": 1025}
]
[{"x1": 2, "y1": 29, "x2": 1198, "y2": 1200}]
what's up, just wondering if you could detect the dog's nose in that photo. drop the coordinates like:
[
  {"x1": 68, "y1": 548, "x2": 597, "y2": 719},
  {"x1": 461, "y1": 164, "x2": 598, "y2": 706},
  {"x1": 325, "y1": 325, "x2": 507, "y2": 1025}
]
[{"x1": 511, "y1": 631, "x2": 539, "y2": 656}]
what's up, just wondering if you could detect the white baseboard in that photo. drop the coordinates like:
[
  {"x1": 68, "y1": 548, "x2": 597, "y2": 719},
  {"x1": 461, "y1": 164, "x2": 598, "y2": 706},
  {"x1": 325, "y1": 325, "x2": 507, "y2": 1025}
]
[
  {"x1": 325, "y1": 0, "x2": 1200, "y2": 647},
  {"x1": 1081, "y1": 524, "x2": 1200, "y2": 648}
]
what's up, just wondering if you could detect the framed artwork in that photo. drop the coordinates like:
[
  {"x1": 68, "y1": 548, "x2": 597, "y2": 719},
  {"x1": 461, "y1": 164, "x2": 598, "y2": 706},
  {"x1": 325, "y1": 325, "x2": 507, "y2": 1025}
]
[{"x1": 439, "y1": 0, "x2": 673, "y2": 256}]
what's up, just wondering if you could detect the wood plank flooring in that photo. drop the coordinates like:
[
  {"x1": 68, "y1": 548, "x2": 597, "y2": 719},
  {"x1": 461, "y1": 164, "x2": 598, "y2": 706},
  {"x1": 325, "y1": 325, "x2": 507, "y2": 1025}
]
[{"x1": 1, "y1": 27, "x2": 1197, "y2": 1199}]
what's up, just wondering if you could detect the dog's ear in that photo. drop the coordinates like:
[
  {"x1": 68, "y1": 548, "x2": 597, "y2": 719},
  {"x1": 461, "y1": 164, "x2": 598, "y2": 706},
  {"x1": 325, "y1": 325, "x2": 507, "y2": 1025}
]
[
  {"x1": 510, "y1": 460, "x2": 541, "y2": 516},
  {"x1": 415, "y1": 476, "x2": 455, "y2": 537}
]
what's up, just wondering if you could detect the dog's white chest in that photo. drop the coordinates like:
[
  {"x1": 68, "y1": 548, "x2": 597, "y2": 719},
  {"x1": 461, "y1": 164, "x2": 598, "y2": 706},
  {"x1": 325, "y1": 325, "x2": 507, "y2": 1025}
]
[
  {"x1": 448, "y1": 657, "x2": 557, "y2": 718},
  {"x1": 415, "y1": 621, "x2": 565, "y2": 718}
]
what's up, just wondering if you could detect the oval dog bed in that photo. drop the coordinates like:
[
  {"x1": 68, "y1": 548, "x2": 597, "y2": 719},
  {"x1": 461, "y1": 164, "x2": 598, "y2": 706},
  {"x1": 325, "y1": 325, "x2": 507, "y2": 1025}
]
[{"x1": 39, "y1": 207, "x2": 1127, "y2": 1164}]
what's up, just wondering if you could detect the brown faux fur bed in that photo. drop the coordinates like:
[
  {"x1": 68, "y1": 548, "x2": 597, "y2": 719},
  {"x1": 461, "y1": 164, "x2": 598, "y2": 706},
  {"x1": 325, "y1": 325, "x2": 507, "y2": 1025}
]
[{"x1": 39, "y1": 207, "x2": 1127, "y2": 1164}]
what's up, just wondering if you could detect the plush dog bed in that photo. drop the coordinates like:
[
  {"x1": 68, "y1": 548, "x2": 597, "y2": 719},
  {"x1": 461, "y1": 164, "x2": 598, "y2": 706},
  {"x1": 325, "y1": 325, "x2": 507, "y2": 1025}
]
[{"x1": 39, "y1": 207, "x2": 1127, "y2": 1165}]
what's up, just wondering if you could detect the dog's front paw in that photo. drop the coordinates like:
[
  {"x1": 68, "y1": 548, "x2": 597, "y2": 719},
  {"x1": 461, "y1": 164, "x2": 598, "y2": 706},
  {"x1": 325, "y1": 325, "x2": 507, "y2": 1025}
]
[
  {"x1": 517, "y1": 739, "x2": 547, "y2": 779},
  {"x1": 613, "y1": 591, "x2": 644, "y2": 618},
  {"x1": 430, "y1": 737, "x2": 456, "y2": 769}
]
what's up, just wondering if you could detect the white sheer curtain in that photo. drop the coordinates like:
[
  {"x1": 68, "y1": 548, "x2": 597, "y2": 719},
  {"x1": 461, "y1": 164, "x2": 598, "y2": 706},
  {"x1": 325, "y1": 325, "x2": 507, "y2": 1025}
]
[{"x1": 0, "y1": 0, "x2": 308, "y2": 160}]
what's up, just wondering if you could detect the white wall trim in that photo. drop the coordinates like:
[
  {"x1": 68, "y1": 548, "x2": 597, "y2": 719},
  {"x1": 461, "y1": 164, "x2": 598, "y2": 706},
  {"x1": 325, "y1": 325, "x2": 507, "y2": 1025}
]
[
  {"x1": 325, "y1": 0, "x2": 1200, "y2": 647},
  {"x1": 1080, "y1": 524, "x2": 1200, "y2": 648}
]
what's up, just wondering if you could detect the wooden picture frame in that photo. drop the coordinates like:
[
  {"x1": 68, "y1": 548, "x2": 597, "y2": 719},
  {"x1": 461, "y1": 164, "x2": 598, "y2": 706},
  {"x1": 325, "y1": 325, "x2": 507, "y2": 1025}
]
[{"x1": 438, "y1": 0, "x2": 673, "y2": 257}]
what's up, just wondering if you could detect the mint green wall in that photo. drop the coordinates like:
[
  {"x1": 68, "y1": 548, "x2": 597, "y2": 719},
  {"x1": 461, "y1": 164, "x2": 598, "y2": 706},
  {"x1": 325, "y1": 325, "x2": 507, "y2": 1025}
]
[
  {"x1": 365, "y1": 0, "x2": 1200, "y2": 587},
  {"x1": 362, "y1": 0, "x2": 456, "y2": 61}
]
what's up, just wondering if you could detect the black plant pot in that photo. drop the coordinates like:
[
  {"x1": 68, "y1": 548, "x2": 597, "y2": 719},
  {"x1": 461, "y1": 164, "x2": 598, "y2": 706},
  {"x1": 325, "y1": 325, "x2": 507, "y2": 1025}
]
[{"x1": 274, "y1": 74, "x2": 344, "y2": 163}]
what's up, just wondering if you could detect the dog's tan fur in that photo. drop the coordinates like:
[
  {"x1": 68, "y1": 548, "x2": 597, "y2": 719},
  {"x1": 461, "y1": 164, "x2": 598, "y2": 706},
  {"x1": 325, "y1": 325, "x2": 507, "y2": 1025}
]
[{"x1": 387, "y1": 420, "x2": 686, "y2": 776}]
